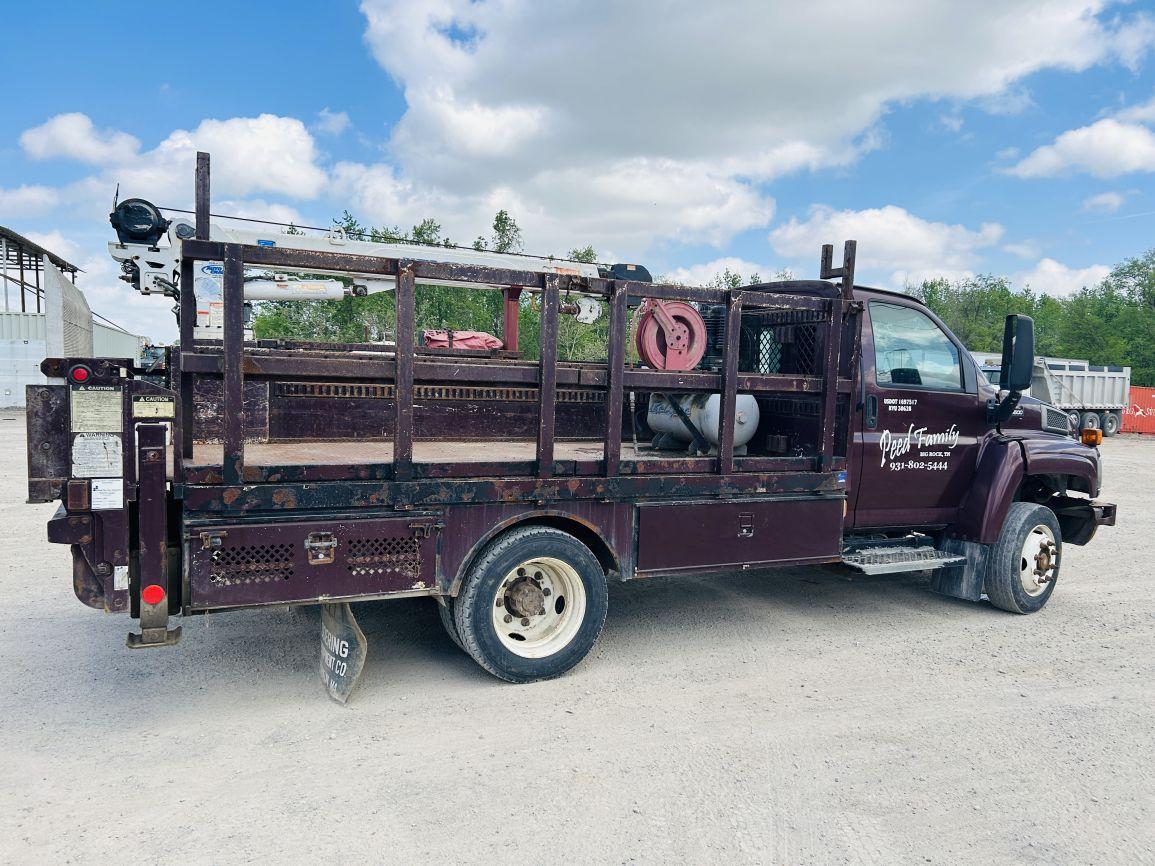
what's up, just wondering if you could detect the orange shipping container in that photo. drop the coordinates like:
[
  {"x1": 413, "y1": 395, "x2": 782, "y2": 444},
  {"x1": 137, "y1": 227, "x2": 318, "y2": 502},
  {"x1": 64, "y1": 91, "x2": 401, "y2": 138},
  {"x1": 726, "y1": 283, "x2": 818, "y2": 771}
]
[{"x1": 1122, "y1": 386, "x2": 1155, "y2": 434}]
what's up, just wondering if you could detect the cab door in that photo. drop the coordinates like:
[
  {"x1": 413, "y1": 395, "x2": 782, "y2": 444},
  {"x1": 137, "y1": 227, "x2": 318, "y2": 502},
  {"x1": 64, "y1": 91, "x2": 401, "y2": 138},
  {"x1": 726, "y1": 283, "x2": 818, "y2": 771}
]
[{"x1": 850, "y1": 295, "x2": 985, "y2": 529}]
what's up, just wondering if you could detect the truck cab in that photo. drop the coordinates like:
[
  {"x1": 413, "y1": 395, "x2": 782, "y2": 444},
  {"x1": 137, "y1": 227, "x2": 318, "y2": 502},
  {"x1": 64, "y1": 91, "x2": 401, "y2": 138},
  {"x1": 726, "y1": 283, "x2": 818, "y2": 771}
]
[{"x1": 843, "y1": 287, "x2": 1114, "y2": 610}]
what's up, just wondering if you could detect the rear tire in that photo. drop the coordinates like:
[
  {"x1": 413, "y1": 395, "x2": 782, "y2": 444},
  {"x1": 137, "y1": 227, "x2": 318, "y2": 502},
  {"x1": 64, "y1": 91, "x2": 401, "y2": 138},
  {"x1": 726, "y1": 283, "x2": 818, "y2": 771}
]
[
  {"x1": 1100, "y1": 411, "x2": 1119, "y2": 437},
  {"x1": 1080, "y1": 411, "x2": 1100, "y2": 432},
  {"x1": 453, "y1": 526, "x2": 608, "y2": 683},
  {"x1": 984, "y1": 502, "x2": 1062, "y2": 614},
  {"x1": 437, "y1": 598, "x2": 464, "y2": 651}
]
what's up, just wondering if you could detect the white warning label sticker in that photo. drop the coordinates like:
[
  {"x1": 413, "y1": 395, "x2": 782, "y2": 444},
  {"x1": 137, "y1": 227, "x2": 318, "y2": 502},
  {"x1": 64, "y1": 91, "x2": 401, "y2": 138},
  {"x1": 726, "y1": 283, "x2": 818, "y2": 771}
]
[
  {"x1": 113, "y1": 565, "x2": 129, "y2": 591},
  {"x1": 72, "y1": 433, "x2": 122, "y2": 478},
  {"x1": 91, "y1": 477, "x2": 125, "y2": 510},
  {"x1": 71, "y1": 386, "x2": 122, "y2": 432},
  {"x1": 132, "y1": 396, "x2": 175, "y2": 418}
]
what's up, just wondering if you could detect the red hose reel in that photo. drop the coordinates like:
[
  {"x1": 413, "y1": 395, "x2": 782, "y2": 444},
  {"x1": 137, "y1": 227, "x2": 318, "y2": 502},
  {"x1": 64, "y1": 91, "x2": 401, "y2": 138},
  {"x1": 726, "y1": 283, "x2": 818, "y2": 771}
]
[{"x1": 634, "y1": 299, "x2": 707, "y2": 371}]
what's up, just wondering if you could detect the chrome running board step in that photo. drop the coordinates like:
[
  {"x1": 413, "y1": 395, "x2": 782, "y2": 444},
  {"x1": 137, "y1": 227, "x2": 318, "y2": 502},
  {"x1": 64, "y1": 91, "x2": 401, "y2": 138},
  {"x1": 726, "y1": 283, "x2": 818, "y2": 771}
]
[{"x1": 841, "y1": 545, "x2": 966, "y2": 575}]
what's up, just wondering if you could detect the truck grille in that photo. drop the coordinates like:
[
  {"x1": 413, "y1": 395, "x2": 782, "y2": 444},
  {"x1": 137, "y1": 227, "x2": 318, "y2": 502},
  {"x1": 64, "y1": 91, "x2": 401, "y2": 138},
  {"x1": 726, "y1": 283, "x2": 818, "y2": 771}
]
[{"x1": 1043, "y1": 405, "x2": 1072, "y2": 436}]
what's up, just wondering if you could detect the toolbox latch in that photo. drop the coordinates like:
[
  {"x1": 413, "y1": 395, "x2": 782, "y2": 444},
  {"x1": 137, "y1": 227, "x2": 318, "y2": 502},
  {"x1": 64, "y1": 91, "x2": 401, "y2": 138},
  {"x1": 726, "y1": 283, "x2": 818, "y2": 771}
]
[
  {"x1": 305, "y1": 531, "x2": 338, "y2": 565},
  {"x1": 738, "y1": 512, "x2": 754, "y2": 538}
]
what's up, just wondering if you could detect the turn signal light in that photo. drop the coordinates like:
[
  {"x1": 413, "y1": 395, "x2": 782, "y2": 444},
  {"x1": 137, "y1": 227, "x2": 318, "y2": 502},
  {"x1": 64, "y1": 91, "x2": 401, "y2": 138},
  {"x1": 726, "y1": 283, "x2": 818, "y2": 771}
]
[
  {"x1": 141, "y1": 584, "x2": 166, "y2": 606},
  {"x1": 1081, "y1": 428, "x2": 1103, "y2": 447},
  {"x1": 68, "y1": 364, "x2": 92, "y2": 384}
]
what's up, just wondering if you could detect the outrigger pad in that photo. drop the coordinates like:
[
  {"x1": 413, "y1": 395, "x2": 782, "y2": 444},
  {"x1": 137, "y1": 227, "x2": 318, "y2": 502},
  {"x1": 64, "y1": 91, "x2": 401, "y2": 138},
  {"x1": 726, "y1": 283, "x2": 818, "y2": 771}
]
[{"x1": 320, "y1": 603, "x2": 367, "y2": 704}]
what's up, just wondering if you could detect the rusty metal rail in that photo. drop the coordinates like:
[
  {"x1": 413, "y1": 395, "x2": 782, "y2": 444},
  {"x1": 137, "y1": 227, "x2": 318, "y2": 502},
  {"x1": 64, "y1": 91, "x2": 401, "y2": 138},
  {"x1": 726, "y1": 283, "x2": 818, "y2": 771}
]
[{"x1": 172, "y1": 152, "x2": 859, "y2": 501}]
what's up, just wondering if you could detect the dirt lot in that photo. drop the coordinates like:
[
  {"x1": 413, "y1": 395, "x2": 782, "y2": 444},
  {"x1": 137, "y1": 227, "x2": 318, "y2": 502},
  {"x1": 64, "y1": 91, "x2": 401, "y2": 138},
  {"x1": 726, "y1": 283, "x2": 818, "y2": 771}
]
[{"x1": 0, "y1": 413, "x2": 1151, "y2": 865}]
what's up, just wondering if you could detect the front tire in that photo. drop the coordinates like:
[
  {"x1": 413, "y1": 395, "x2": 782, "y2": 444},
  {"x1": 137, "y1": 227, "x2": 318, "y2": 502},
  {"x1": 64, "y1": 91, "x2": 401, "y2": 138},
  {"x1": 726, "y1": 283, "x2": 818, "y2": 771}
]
[
  {"x1": 1100, "y1": 411, "x2": 1119, "y2": 437},
  {"x1": 984, "y1": 502, "x2": 1062, "y2": 614},
  {"x1": 1080, "y1": 411, "x2": 1101, "y2": 432},
  {"x1": 453, "y1": 526, "x2": 609, "y2": 683}
]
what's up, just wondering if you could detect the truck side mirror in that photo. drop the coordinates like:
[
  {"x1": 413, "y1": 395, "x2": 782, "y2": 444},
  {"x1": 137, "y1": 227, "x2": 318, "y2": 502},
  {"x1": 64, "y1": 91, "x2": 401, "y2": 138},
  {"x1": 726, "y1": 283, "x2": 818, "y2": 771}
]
[{"x1": 998, "y1": 314, "x2": 1034, "y2": 393}]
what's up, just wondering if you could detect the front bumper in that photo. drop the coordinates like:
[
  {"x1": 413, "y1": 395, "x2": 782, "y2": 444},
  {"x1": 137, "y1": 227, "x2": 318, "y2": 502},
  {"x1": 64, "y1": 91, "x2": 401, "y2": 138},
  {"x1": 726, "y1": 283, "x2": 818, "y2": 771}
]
[
  {"x1": 1092, "y1": 501, "x2": 1117, "y2": 526},
  {"x1": 1053, "y1": 499, "x2": 1116, "y2": 546}
]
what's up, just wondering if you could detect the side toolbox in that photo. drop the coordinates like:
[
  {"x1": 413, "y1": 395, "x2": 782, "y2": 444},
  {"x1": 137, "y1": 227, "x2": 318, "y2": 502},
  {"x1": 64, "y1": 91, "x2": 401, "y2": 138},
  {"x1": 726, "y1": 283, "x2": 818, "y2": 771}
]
[
  {"x1": 185, "y1": 515, "x2": 442, "y2": 610},
  {"x1": 635, "y1": 496, "x2": 844, "y2": 576}
]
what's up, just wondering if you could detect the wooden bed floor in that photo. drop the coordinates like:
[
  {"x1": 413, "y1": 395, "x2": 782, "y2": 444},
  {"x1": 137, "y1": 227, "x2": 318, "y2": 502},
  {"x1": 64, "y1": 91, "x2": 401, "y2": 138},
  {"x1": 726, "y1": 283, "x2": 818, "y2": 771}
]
[{"x1": 183, "y1": 438, "x2": 655, "y2": 468}]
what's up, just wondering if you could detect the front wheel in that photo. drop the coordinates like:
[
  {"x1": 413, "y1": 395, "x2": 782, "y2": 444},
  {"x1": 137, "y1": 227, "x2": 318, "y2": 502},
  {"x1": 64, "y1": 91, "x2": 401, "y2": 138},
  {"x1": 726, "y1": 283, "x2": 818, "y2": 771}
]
[
  {"x1": 1080, "y1": 411, "x2": 1101, "y2": 432},
  {"x1": 984, "y1": 503, "x2": 1062, "y2": 614},
  {"x1": 453, "y1": 526, "x2": 609, "y2": 683},
  {"x1": 1100, "y1": 411, "x2": 1120, "y2": 437}
]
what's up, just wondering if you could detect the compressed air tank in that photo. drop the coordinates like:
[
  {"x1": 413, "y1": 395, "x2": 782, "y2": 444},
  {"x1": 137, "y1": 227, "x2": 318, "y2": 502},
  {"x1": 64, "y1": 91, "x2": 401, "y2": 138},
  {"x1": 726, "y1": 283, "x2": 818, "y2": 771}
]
[{"x1": 646, "y1": 393, "x2": 760, "y2": 448}]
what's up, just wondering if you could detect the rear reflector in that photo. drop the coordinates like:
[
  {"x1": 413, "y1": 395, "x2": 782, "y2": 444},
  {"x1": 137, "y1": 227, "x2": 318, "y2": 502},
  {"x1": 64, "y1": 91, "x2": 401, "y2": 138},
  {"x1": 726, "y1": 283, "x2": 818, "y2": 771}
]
[
  {"x1": 68, "y1": 364, "x2": 92, "y2": 383},
  {"x1": 141, "y1": 584, "x2": 166, "y2": 606}
]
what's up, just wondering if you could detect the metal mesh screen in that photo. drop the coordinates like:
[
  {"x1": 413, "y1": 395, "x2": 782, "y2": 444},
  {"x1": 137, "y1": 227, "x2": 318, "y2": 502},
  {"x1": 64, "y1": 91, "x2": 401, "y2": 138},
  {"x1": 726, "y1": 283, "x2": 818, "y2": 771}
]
[
  {"x1": 739, "y1": 310, "x2": 823, "y2": 375},
  {"x1": 210, "y1": 543, "x2": 296, "y2": 585},
  {"x1": 346, "y1": 537, "x2": 422, "y2": 578}
]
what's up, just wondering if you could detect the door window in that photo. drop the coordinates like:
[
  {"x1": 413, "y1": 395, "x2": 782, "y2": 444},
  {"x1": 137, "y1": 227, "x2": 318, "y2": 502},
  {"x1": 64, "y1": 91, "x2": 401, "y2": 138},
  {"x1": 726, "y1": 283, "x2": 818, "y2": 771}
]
[{"x1": 870, "y1": 302, "x2": 963, "y2": 391}]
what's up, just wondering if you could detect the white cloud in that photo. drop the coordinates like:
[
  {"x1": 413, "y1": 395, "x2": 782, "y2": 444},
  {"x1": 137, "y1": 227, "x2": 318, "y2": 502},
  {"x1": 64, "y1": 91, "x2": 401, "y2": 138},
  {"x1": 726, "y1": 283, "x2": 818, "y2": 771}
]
[
  {"x1": 662, "y1": 258, "x2": 779, "y2": 287},
  {"x1": 315, "y1": 108, "x2": 351, "y2": 136},
  {"x1": 353, "y1": 0, "x2": 1154, "y2": 256},
  {"x1": 1007, "y1": 118, "x2": 1155, "y2": 178},
  {"x1": 16, "y1": 113, "x2": 329, "y2": 218},
  {"x1": 1003, "y1": 241, "x2": 1041, "y2": 259},
  {"x1": 1117, "y1": 93, "x2": 1155, "y2": 123},
  {"x1": 20, "y1": 113, "x2": 140, "y2": 165},
  {"x1": 0, "y1": 184, "x2": 61, "y2": 218},
  {"x1": 1082, "y1": 190, "x2": 1127, "y2": 213},
  {"x1": 768, "y1": 204, "x2": 1003, "y2": 287},
  {"x1": 1015, "y1": 257, "x2": 1110, "y2": 297}
]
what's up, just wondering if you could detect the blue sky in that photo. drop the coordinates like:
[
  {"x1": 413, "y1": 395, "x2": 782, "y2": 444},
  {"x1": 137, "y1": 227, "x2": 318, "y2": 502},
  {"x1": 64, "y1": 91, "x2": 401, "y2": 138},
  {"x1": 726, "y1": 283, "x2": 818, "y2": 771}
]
[{"x1": 1, "y1": 0, "x2": 1153, "y2": 340}]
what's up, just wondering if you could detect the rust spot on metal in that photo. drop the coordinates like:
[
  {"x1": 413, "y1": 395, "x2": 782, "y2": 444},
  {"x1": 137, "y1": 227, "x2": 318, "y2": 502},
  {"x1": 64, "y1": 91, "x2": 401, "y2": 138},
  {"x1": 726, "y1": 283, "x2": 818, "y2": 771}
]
[{"x1": 222, "y1": 488, "x2": 241, "y2": 505}]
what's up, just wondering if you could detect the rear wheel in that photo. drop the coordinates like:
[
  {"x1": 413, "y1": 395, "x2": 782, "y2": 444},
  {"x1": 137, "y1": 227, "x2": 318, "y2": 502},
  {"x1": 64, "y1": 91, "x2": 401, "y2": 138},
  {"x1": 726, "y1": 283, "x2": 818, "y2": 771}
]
[
  {"x1": 436, "y1": 598, "x2": 464, "y2": 651},
  {"x1": 453, "y1": 526, "x2": 609, "y2": 683},
  {"x1": 984, "y1": 502, "x2": 1062, "y2": 614},
  {"x1": 1100, "y1": 411, "x2": 1119, "y2": 437},
  {"x1": 1080, "y1": 411, "x2": 1100, "y2": 432}
]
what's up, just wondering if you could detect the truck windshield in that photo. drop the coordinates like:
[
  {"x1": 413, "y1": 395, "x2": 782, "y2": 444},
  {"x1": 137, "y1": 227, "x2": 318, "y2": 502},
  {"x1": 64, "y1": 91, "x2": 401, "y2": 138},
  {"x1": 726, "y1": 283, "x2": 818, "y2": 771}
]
[{"x1": 870, "y1": 301, "x2": 963, "y2": 390}]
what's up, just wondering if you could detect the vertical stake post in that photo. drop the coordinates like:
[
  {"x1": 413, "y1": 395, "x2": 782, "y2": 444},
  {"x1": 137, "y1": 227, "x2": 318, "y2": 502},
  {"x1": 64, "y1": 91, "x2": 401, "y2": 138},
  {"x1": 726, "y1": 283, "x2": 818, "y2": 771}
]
[
  {"x1": 603, "y1": 281, "x2": 626, "y2": 475},
  {"x1": 393, "y1": 261, "x2": 416, "y2": 481},
  {"x1": 537, "y1": 275, "x2": 559, "y2": 478}
]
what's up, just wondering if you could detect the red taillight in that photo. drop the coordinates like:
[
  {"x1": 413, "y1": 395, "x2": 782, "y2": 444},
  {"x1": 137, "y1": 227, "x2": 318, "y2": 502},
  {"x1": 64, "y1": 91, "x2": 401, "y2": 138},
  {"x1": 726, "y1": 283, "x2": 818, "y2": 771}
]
[
  {"x1": 141, "y1": 584, "x2": 166, "y2": 606},
  {"x1": 68, "y1": 365, "x2": 91, "y2": 383}
]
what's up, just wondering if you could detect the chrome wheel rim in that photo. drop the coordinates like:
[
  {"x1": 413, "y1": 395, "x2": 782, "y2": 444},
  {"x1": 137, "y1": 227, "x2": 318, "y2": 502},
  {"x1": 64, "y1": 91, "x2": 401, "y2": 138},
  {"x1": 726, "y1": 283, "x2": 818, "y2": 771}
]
[
  {"x1": 491, "y1": 557, "x2": 586, "y2": 658},
  {"x1": 1019, "y1": 525, "x2": 1058, "y2": 597}
]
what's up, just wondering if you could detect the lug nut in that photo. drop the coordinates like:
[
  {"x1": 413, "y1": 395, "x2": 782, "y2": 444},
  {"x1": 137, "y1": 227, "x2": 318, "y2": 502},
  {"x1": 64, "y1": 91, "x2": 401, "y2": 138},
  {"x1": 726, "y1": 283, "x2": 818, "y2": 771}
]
[
  {"x1": 542, "y1": 587, "x2": 552, "y2": 596},
  {"x1": 504, "y1": 614, "x2": 512, "y2": 623},
  {"x1": 533, "y1": 571, "x2": 543, "y2": 580},
  {"x1": 521, "y1": 618, "x2": 530, "y2": 626},
  {"x1": 517, "y1": 567, "x2": 526, "y2": 576},
  {"x1": 496, "y1": 598, "x2": 504, "y2": 608}
]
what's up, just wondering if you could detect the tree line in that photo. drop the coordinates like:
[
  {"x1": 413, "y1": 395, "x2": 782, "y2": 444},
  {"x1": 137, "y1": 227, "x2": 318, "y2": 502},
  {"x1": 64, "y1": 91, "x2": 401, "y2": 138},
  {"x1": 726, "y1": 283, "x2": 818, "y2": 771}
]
[{"x1": 914, "y1": 249, "x2": 1155, "y2": 387}]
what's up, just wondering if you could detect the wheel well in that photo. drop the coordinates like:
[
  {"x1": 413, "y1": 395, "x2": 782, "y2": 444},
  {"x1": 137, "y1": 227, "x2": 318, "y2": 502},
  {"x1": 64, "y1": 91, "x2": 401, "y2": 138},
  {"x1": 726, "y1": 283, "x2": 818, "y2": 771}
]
[
  {"x1": 1017, "y1": 473, "x2": 1092, "y2": 503},
  {"x1": 448, "y1": 513, "x2": 620, "y2": 596}
]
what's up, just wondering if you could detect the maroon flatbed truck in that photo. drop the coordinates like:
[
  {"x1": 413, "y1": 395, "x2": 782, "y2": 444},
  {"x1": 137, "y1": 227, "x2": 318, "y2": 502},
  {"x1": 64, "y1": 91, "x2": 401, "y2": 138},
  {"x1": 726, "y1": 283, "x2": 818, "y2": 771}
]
[{"x1": 26, "y1": 154, "x2": 1115, "y2": 698}]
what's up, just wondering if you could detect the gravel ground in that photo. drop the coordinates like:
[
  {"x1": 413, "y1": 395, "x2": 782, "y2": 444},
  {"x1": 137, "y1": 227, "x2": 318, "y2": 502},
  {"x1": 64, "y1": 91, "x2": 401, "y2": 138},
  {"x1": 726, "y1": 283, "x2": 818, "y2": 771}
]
[{"x1": 0, "y1": 412, "x2": 1151, "y2": 865}]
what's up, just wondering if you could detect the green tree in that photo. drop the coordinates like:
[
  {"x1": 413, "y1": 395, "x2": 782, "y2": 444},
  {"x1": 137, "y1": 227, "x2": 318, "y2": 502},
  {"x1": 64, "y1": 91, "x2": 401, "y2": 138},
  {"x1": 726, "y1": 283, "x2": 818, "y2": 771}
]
[{"x1": 567, "y1": 245, "x2": 598, "y2": 263}]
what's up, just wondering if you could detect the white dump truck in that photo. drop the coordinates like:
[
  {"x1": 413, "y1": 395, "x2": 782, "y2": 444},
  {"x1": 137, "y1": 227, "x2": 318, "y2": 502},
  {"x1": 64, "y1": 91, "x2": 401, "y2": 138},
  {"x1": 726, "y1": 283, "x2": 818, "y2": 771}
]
[{"x1": 971, "y1": 352, "x2": 1131, "y2": 436}]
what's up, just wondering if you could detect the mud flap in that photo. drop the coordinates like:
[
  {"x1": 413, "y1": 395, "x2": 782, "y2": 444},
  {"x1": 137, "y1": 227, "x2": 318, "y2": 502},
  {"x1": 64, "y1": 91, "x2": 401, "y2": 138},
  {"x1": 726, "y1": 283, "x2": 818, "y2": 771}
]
[{"x1": 320, "y1": 602, "x2": 367, "y2": 704}]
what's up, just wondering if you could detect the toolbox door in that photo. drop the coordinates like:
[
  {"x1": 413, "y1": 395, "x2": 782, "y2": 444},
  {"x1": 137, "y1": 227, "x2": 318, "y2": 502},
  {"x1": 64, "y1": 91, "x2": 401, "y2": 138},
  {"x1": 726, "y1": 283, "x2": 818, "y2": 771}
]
[
  {"x1": 635, "y1": 498, "x2": 843, "y2": 576},
  {"x1": 187, "y1": 516, "x2": 441, "y2": 610}
]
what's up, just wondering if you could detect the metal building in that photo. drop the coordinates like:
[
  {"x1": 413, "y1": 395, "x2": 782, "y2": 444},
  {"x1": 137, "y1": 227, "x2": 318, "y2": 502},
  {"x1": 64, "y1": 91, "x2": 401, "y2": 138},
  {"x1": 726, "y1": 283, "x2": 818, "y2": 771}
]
[{"x1": 2, "y1": 226, "x2": 145, "y2": 408}]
